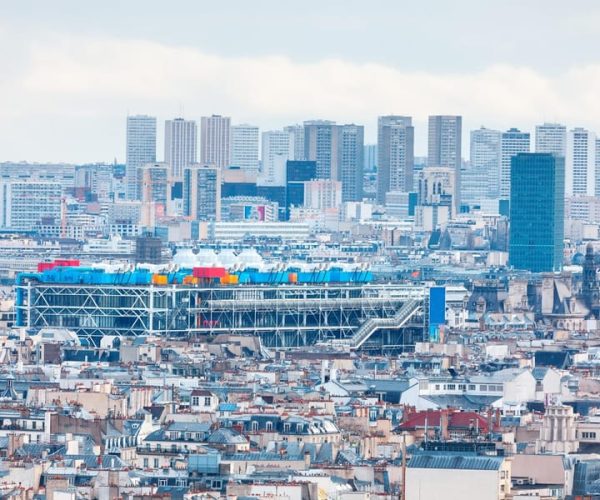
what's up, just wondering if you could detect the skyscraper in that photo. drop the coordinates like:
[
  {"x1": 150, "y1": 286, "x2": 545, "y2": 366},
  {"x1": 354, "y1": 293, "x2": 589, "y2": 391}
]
[
  {"x1": 200, "y1": 115, "x2": 231, "y2": 169},
  {"x1": 261, "y1": 130, "x2": 291, "y2": 181},
  {"x1": 509, "y1": 153, "x2": 564, "y2": 272},
  {"x1": 303, "y1": 120, "x2": 339, "y2": 180},
  {"x1": 284, "y1": 124, "x2": 305, "y2": 160},
  {"x1": 164, "y1": 118, "x2": 197, "y2": 178},
  {"x1": 428, "y1": 115, "x2": 462, "y2": 204},
  {"x1": 500, "y1": 128, "x2": 530, "y2": 199},
  {"x1": 566, "y1": 127, "x2": 596, "y2": 196},
  {"x1": 286, "y1": 160, "x2": 317, "y2": 220},
  {"x1": 376, "y1": 116, "x2": 414, "y2": 205},
  {"x1": 463, "y1": 127, "x2": 501, "y2": 203},
  {"x1": 126, "y1": 115, "x2": 156, "y2": 200},
  {"x1": 535, "y1": 123, "x2": 566, "y2": 157},
  {"x1": 339, "y1": 124, "x2": 364, "y2": 202},
  {"x1": 230, "y1": 124, "x2": 259, "y2": 171},
  {"x1": 364, "y1": 144, "x2": 377, "y2": 171},
  {"x1": 183, "y1": 164, "x2": 221, "y2": 222}
]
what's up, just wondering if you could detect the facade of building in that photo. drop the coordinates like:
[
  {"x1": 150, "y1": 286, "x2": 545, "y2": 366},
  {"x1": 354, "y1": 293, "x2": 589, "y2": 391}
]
[
  {"x1": 377, "y1": 116, "x2": 414, "y2": 205},
  {"x1": 0, "y1": 181, "x2": 62, "y2": 231},
  {"x1": 284, "y1": 124, "x2": 305, "y2": 161},
  {"x1": 500, "y1": 128, "x2": 530, "y2": 199},
  {"x1": 231, "y1": 124, "x2": 259, "y2": 171},
  {"x1": 261, "y1": 130, "x2": 291, "y2": 183},
  {"x1": 165, "y1": 118, "x2": 197, "y2": 178},
  {"x1": 303, "y1": 180, "x2": 342, "y2": 211},
  {"x1": 464, "y1": 127, "x2": 501, "y2": 203},
  {"x1": 286, "y1": 160, "x2": 317, "y2": 219},
  {"x1": 303, "y1": 120, "x2": 339, "y2": 180},
  {"x1": 183, "y1": 164, "x2": 222, "y2": 222},
  {"x1": 338, "y1": 124, "x2": 364, "y2": 202},
  {"x1": 201, "y1": 115, "x2": 231, "y2": 169},
  {"x1": 509, "y1": 153, "x2": 564, "y2": 272},
  {"x1": 566, "y1": 127, "x2": 596, "y2": 196},
  {"x1": 126, "y1": 115, "x2": 156, "y2": 201},
  {"x1": 535, "y1": 123, "x2": 567, "y2": 157}
]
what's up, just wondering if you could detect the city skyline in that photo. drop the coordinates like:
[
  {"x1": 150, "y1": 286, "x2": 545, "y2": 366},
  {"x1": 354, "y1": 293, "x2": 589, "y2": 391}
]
[{"x1": 3, "y1": 1, "x2": 600, "y2": 162}]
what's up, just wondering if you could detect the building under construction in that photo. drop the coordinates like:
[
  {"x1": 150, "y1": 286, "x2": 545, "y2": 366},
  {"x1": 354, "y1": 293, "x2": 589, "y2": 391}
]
[{"x1": 15, "y1": 261, "x2": 440, "y2": 352}]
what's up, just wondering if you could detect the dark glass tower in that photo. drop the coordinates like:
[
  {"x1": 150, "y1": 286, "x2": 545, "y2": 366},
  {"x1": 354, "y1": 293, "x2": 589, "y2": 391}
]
[{"x1": 509, "y1": 153, "x2": 564, "y2": 272}]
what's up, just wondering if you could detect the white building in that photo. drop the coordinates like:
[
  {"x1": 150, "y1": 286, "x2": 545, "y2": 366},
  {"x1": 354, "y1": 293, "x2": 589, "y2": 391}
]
[
  {"x1": 126, "y1": 115, "x2": 156, "y2": 200},
  {"x1": 0, "y1": 181, "x2": 62, "y2": 231},
  {"x1": 303, "y1": 179, "x2": 342, "y2": 210},
  {"x1": 465, "y1": 127, "x2": 501, "y2": 202},
  {"x1": 183, "y1": 164, "x2": 221, "y2": 222},
  {"x1": 566, "y1": 127, "x2": 596, "y2": 196},
  {"x1": 201, "y1": 114, "x2": 231, "y2": 169},
  {"x1": 261, "y1": 130, "x2": 291, "y2": 179},
  {"x1": 500, "y1": 128, "x2": 530, "y2": 198},
  {"x1": 231, "y1": 124, "x2": 259, "y2": 171},
  {"x1": 535, "y1": 122, "x2": 567, "y2": 157},
  {"x1": 164, "y1": 118, "x2": 197, "y2": 178},
  {"x1": 284, "y1": 124, "x2": 305, "y2": 160}
]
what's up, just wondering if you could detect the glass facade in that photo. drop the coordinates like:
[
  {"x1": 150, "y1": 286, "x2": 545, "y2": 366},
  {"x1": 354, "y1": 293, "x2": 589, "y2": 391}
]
[{"x1": 509, "y1": 153, "x2": 564, "y2": 272}]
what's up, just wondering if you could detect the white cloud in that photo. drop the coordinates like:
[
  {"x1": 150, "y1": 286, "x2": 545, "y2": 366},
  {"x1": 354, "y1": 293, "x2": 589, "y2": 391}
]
[{"x1": 1, "y1": 34, "x2": 600, "y2": 161}]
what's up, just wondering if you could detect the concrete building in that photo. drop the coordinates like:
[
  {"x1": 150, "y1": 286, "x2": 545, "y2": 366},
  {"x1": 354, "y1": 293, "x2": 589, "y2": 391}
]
[
  {"x1": 231, "y1": 124, "x2": 259, "y2": 171},
  {"x1": 500, "y1": 128, "x2": 530, "y2": 199},
  {"x1": 201, "y1": 115, "x2": 231, "y2": 169},
  {"x1": 183, "y1": 164, "x2": 221, "y2": 222},
  {"x1": 428, "y1": 115, "x2": 462, "y2": 203},
  {"x1": 261, "y1": 130, "x2": 292, "y2": 182},
  {"x1": 464, "y1": 127, "x2": 501, "y2": 203},
  {"x1": 303, "y1": 120, "x2": 339, "y2": 180},
  {"x1": 165, "y1": 118, "x2": 197, "y2": 178},
  {"x1": 535, "y1": 122, "x2": 567, "y2": 157},
  {"x1": 303, "y1": 179, "x2": 342, "y2": 211},
  {"x1": 377, "y1": 116, "x2": 414, "y2": 205},
  {"x1": 566, "y1": 127, "x2": 596, "y2": 196},
  {"x1": 0, "y1": 180, "x2": 62, "y2": 231},
  {"x1": 126, "y1": 115, "x2": 156, "y2": 200},
  {"x1": 284, "y1": 124, "x2": 305, "y2": 160},
  {"x1": 338, "y1": 124, "x2": 364, "y2": 202}
]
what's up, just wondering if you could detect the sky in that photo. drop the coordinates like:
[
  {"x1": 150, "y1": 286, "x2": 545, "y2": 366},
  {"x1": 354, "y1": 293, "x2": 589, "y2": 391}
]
[{"x1": 2, "y1": 0, "x2": 600, "y2": 163}]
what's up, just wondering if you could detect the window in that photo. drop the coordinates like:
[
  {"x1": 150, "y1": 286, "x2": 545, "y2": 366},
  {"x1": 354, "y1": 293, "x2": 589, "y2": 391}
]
[
  {"x1": 468, "y1": 384, "x2": 476, "y2": 390},
  {"x1": 204, "y1": 397, "x2": 212, "y2": 406},
  {"x1": 480, "y1": 385, "x2": 488, "y2": 391},
  {"x1": 296, "y1": 423, "x2": 303, "y2": 433},
  {"x1": 143, "y1": 458, "x2": 148, "y2": 468},
  {"x1": 458, "y1": 384, "x2": 466, "y2": 390},
  {"x1": 191, "y1": 396, "x2": 199, "y2": 406},
  {"x1": 435, "y1": 384, "x2": 440, "y2": 390},
  {"x1": 266, "y1": 421, "x2": 273, "y2": 432},
  {"x1": 251, "y1": 421, "x2": 259, "y2": 432},
  {"x1": 32, "y1": 421, "x2": 37, "y2": 430},
  {"x1": 284, "y1": 423, "x2": 291, "y2": 432},
  {"x1": 158, "y1": 479, "x2": 167, "y2": 487},
  {"x1": 447, "y1": 384, "x2": 456, "y2": 390},
  {"x1": 153, "y1": 458, "x2": 159, "y2": 468},
  {"x1": 582, "y1": 431, "x2": 597, "y2": 439}
]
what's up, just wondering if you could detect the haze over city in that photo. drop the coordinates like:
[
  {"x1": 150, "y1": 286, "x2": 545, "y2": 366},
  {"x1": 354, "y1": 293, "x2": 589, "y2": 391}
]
[{"x1": 3, "y1": 0, "x2": 600, "y2": 162}]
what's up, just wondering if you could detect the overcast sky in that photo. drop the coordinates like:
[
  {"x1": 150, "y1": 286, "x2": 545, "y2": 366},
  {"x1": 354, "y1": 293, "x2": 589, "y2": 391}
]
[{"x1": 2, "y1": 0, "x2": 600, "y2": 163}]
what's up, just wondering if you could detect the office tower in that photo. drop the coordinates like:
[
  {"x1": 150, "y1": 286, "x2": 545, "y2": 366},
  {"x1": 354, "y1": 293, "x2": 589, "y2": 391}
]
[
  {"x1": 126, "y1": 115, "x2": 156, "y2": 200},
  {"x1": 200, "y1": 115, "x2": 231, "y2": 169},
  {"x1": 596, "y1": 138, "x2": 600, "y2": 197},
  {"x1": 303, "y1": 180, "x2": 342, "y2": 210},
  {"x1": 364, "y1": 144, "x2": 377, "y2": 171},
  {"x1": 164, "y1": 118, "x2": 197, "y2": 178},
  {"x1": 303, "y1": 120, "x2": 339, "y2": 179},
  {"x1": 463, "y1": 127, "x2": 501, "y2": 203},
  {"x1": 183, "y1": 164, "x2": 221, "y2": 222},
  {"x1": 535, "y1": 123, "x2": 567, "y2": 157},
  {"x1": 509, "y1": 153, "x2": 564, "y2": 272},
  {"x1": 284, "y1": 124, "x2": 305, "y2": 160},
  {"x1": 230, "y1": 124, "x2": 259, "y2": 171},
  {"x1": 339, "y1": 124, "x2": 364, "y2": 202},
  {"x1": 286, "y1": 160, "x2": 317, "y2": 220},
  {"x1": 415, "y1": 167, "x2": 456, "y2": 231},
  {"x1": 376, "y1": 116, "x2": 414, "y2": 205},
  {"x1": 138, "y1": 162, "x2": 169, "y2": 226},
  {"x1": 262, "y1": 130, "x2": 292, "y2": 181},
  {"x1": 500, "y1": 128, "x2": 530, "y2": 199},
  {"x1": 566, "y1": 127, "x2": 596, "y2": 196},
  {"x1": 0, "y1": 181, "x2": 62, "y2": 230},
  {"x1": 428, "y1": 115, "x2": 462, "y2": 205}
]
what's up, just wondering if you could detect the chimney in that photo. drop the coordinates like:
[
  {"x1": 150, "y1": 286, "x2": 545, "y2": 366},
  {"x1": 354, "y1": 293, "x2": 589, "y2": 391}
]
[
  {"x1": 440, "y1": 410, "x2": 450, "y2": 441},
  {"x1": 304, "y1": 451, "x2": 311, "y2": 470}
]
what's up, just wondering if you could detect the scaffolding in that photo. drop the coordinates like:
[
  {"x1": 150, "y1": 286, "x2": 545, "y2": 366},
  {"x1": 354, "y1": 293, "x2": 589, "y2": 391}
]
[{"x1": 16, "y1": 279, "x2": 426, "y2": 352}]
